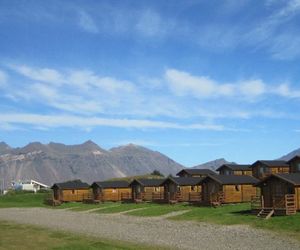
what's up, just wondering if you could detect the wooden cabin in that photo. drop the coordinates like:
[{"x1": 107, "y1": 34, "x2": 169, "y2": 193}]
[
  {"x1": 251, "y1": 160, "x2": 289, "y2": 179},
  {"x1": 129, "y1": 178, "x2": 165, "y2": 202},
  {"x1": 160, "y1": 177, "x2": 203, "y2": 203},
  {"x1": 51, "y1": 180, "x2": 90, "y2": 203},
  {"x1": 90, "y1": 180, "x2": 131, "y2": 202},
  {"x1": 253, "y1": 173, "x2": 300, "y2": 216},
  {"x1": 201, "y1": 175, "x2": 259, "y2": 205},
  {"x1": 216, "y1": 164, "x2": 252, "y2": 176},
  {"x1": 176, "y1": 168, "x2": 216, "y2": 178},
  {"x1": 288, "y1": 156, "x2": 300, "y2": 173}
]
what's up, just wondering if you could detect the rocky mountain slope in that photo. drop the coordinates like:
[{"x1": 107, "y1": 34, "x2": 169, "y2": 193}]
[
  {"x1": 0, "y1": 141, "x2": 184, "y2": 188},
  {"x1": 192, "y1": 158, "x2": 235, "y2": 171}
]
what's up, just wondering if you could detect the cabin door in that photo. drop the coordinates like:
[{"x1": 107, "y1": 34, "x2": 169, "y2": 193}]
[
  {"x1": 262, "y1": 185, "x2": 272, "y2": 207},
  {"x1": 93, "y1": 187, "x2": 101, "y2": 200},
  {"x1": 133, "y1": 185, "x2": 142, "y2": 199},
  {"x1": 53, "y1": 188, "x2": 59, "y2": 200}
]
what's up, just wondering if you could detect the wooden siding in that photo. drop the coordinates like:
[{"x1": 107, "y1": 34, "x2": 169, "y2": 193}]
[
  {"x1": 219, "y1": 167, "x2": 252, "y2": 176},
  {"x1": 131, "y1": 184, "x2": 164, "y2": 201},
  {"x1": 102, "y1": 188, "x2": 132, "y2": 201},
  {"x1": 54, "y1": 189, "x2": 90, "y2": 202},
  {"x1": 289, "y1": 158, "x2": 300, "y2": 173},
  {"x1": 252, "y1": 163, "x2": 290, "y2": 179},
  {"x1": 202, "y1": 178, "x2": 256, "y2": 204},
  {"x1": 260, "y1": 177, "x2": 300, "y2": 210},
  {"x1": 164, "y1": 182, "x2": 201, "y2": 202}
]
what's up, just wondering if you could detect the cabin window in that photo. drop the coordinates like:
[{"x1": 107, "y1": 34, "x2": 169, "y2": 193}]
[
  {"x1": 235, "y1": 185, "x2": 240, "y2": 191},
  {"x1": 112, "y1": 188, "x2": 117, "y2": 193},
  {"x1": 177, "y1": 186, "x2": 181, "y2": 192},
  {"x1": 224, "y1": 170, "x2": 231, "y2": 175},
  {"x1": 71, "y1": 190, "x2": 75, "y2": 194},
  {"x1": 287, "y1": 186, "x2": 294, "y2": 194},
  {"x1": 154, "y1": 187, "x2": 160, "y2": 192},
  {"x1": 191, "y1": 186, "x2": 196, "y2": 191}
]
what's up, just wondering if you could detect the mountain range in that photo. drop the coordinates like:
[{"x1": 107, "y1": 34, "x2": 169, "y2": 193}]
[
  {"x1": 0, "y1": 141, "x2": 184, "y2": 188},
  {"x1": 0, "y1": 140, "x2": 299, "y2": 189}
]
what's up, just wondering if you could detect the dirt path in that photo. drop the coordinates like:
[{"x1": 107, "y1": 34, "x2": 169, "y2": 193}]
[{"x1": 0, "y1": 208, "x2": 299, "y2": 250}]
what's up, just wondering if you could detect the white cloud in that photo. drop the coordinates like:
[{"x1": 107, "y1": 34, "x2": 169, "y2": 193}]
[
  {"x1": 0, "y1": 113, "x2": 225, "y2": 131},
  {"x1": 8, "y1": 65, "x2": 64, "y2": 85},
  {"x1": 165, "y1": 68, "x2": 300, "y2": 100},
  {"x1": 78, "y1": 10, "x2": 98, "y2": 33}
]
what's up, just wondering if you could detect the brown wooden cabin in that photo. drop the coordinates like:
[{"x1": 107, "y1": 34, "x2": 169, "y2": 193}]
[
  {"x1": 51, "y1": 180, "x2": 90, "y2": 203},
  {"x1": 129, "y1": 178, "x2": 165, "y2": 202},
  {"x1": 160, "y1": 177, "x2": 203, "y2": 203},
  {"x1": 251, "y1": 160, "x2": 289, "y2": 179},
  {"x1": 288, "y1": 156, "x2": 300, "y2": 173},
  {"x1": 176, "y1": 168, "x2": 216, "y2": 178},
  {"x1": 200, "y1": 175, "x2": 259, "y2": 206},
  {"x1": 90, "y1": 180, "x2": 131, "y2": 202},
  {"x1": 216, "y1": 164, "x2": 252, "y2": 176},
  {"x1": 253, "y1": 173, "x2": 300, "y2": 216}
]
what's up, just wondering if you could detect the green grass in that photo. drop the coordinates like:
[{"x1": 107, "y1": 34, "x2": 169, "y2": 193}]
[
  {"x1": 127, "y1": 203, "x2": 190, "y2": 216},
  {"x1": 95, "y1": 202, "x2": 157, "y2": 214},
  {"x1": 1, "y1": 193, "x2": 300, "y2": 240},
  {"x1": 172, "y1": 203, "x2": 300, "y2": 240},
  {"x1": 0, "y1": 192, "x2": 47, "y2": 208},
  {"x1": 0, "y1": 221, "x2": 162, "y2": 250}
]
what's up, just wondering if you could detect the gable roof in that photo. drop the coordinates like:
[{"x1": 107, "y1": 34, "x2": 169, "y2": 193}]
[
  {"x1": 251, "y1": 160, "x2": 289, "y2": 168},
  {"x1": 51, "y1": 180, "x2": 89, "y2": 190},
  {"x1": 91, "y1": 180, "x2": 130, "y2": 189},
  {"x1": 161, "y1": 177, "x2": 203, "y2": 186},
  {"x1": 176, "y1": 168, "x2": 216, "y2": 176},
  {"x1": 201, "y1": 174, "x2": 259, "y2": 185},
  {"x1": 129, "y1": 178, "x2": 165, "y2": 187},
  {"x1": 216, "y1": 164, "x2": 251, "y2": 171},
  {"x1": 287, "y1": 155, "x2": 300, "y2": 163},
  {"x1": 256, "y1": 173, "x2": 300, "y2": 186}
]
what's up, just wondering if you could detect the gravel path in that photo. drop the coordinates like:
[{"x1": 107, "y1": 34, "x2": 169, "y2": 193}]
[{"x1": 0, "y1": 208, "x2": 299, "y2": 250}]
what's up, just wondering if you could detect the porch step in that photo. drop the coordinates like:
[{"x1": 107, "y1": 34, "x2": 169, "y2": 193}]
[{"x1": 257, "y1": 208, "x2": 274, "y2": 219}]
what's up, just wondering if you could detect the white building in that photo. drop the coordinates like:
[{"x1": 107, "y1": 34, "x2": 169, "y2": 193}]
[{"x1": 11, "y1": 180, "x2": 49, "y2": 193}]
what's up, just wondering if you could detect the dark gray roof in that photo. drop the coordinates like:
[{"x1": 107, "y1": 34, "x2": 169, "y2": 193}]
[
  {"x1": 129, "y1": 178, "x2": 165, "y2": 187},
  {"x1": 51, "y1": 180, "x2": 90, "y2": 189},
  {"x1": 176, "y1": 168, "x2": 216, "y2": 176},
  {"x1": 92, "y1": 180, "x2": 130, "y2": 188},
  {"x1": 161, "y1": 177, "x2": 203, "y2": 186},
  {"x1": 202, "y1": 175, "x2": 259, "y2": 185},
  {"x1": 216, "y1": 164, "x2": 251, "y2": 171},
  {"x1": 257, "y1": 173, "x2": 300, "y2": 186},
  {"x1": 252, "y1": 160, "x2": 289, "y2": 167}
]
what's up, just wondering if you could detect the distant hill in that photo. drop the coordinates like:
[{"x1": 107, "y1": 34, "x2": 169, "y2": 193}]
[
  {"x1": 192, "y1": 158, "x2": 235, "y2": 171},
  {"x1": 279, "y1": 147, "x2": 300, "y2": 161},
  {"x1": 0, "y1": 141, "x2": 184, "y2": 188}
]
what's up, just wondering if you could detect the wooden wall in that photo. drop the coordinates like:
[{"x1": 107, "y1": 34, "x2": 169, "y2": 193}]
[
  {"x1": 252, "y1": 164, "x2": 289, "y2": 179},
  {"x1": 102, "y1": 188, "x2": 132, "y2": 201},
  {"x1": 289, "y1": 158, "x2": 300, "y2": 173},
  {"x1": 219, "y1": 168, "x2": 252, "y2": 176},
  {"x1": 60, "y1": 189, "x2": 90, "y2": 202},
  {"x1": 223, "y1": 185, "x2": 256, "y2": 203}
]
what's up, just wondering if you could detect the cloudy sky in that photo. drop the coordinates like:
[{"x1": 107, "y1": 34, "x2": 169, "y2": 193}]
[{"x1": 1, "y1": 0, "x2": 300, "y2": 166}]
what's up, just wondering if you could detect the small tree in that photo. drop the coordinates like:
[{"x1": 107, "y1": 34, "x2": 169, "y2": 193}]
[{"x1": 151, "y1": 170, "x2": 164, "y2": 177}]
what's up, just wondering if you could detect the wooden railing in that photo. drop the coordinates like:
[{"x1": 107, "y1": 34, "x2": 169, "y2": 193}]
[
  {"x1": 152, "y1": 192, "x2": 164, "y2": 201},
  {"x1": 285, "y1": 194, "x2": 296, "y2": 215},
  {"x1": 210, "y1": 191, "x2": 224, "y2": 205},
  {"x1": 120, "y1": 192, "x2": 131, "y2": 201},
  {"x1": 189, "y1": 192, "x2": 202, "y2": 202}
]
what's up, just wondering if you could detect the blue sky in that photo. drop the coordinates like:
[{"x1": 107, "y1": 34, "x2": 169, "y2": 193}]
[{"x1": 1, "y1": 0, "x2": 300, "y2": 166}]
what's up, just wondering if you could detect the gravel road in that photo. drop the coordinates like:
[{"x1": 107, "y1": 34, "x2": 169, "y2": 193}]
[{"x1": 0, "y1": 208, "x2": 299, "y2": 250}]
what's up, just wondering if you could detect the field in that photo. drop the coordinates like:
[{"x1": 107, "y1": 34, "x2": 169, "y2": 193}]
[
  {"x1": 0, "y1": 221, "x2": 158, "y2": 250},
  {"x1": 1, "y1": 192, "x2": 300, "y2": 241}
]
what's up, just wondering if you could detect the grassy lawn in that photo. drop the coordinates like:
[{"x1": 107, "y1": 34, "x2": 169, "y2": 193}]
[
  {"x1": 0, "y1": 221, "x2": 161, "y2": 250},
  {"x1": 127, "y1": 203, "x2": 190, "y2": 217},
  {"x1": 0, "y1": 192, "x2": 47, "y2": 208},
  {"x1": 95, "y1": 202, "x2": 157, "y2": 214},
  {"x1": 1, "y1": 192, "x2": 300, "y2": 240},
  {"x1": 172, "y1": 203, "x2": 300, "y2": 240}
]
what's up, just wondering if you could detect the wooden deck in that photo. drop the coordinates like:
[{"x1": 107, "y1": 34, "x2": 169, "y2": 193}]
[{"x1": 251, "y1": 194, "x2": 297, "y2": 217}]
